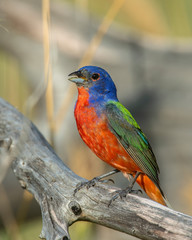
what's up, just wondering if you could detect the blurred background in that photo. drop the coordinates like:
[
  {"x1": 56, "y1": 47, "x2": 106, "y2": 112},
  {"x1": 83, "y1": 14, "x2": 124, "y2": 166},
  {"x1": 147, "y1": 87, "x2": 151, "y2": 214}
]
[{"x1": 0, "y1": 0, "x2": 192, "y2": 239}]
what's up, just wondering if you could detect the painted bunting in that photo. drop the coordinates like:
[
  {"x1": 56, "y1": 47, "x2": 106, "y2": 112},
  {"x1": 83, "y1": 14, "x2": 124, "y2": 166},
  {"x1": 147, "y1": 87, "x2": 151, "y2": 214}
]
[{"x1": 69, "y1": 66, "x2": 168, "y2": 206}]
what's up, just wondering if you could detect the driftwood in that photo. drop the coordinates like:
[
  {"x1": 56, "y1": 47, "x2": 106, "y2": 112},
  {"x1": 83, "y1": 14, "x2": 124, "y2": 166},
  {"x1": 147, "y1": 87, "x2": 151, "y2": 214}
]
[{"x1": 0, "y1": 97, "x2": 192, "y2": 240}]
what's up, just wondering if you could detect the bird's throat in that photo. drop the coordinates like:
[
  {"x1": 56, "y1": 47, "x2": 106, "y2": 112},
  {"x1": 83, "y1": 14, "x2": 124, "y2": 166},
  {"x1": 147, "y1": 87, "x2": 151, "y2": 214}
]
[{"x1": 77, "y1": 86, "x2": 90, "y2": 107}]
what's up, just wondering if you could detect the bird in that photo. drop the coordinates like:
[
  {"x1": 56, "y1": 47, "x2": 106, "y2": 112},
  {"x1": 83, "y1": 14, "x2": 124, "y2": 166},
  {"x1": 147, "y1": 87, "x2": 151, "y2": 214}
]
[{"x1": 68, "y1": 65, "x2": 168, "y2": 206}]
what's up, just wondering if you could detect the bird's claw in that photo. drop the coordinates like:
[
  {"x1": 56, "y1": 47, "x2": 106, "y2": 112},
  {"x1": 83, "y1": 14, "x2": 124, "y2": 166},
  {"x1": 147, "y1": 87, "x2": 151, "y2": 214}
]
[
  {"x1": 74, "y1": 177, "x2": 115, "y2": 196},
  {"x1": 108, "y1": 188, "x2": 142, "y2": 206}
]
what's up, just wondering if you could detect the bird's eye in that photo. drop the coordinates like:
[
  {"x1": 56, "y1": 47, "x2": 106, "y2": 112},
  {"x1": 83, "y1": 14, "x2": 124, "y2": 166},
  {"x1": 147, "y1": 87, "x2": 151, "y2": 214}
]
[{"x1": 91, "y1": 73, "x2": 100, "y2": 81}]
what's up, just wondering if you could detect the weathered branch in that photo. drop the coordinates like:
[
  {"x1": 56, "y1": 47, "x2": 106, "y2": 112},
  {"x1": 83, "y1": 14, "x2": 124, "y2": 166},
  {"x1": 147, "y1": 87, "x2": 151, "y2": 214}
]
[{"x1": 0, "y1": 97, "x2": 192, "y2": 240}]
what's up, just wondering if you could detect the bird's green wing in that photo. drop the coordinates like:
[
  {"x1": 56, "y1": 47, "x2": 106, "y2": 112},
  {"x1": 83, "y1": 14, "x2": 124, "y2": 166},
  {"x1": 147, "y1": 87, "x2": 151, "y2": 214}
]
[{"x1": 105, "y1": 101, "x2": 160, "y2": 188}]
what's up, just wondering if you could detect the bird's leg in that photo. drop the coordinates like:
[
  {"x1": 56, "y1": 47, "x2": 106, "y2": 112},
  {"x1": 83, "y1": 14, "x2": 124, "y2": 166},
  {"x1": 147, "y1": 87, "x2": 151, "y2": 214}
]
[
  {"x1": 74, "y1": 169, "x2": 120, "y2": 195},
  {"x1": 109, "y1": 171, "x2": 142, "y2": 206},
  {"x1": 127, "y1": 171, "x2": 141, "y2": 191}
]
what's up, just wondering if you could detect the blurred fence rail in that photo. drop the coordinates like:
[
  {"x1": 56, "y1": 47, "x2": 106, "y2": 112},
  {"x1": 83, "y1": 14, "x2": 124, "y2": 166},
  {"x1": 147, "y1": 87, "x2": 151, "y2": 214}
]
[{"x1": 1, "y1": 0, "x2": 192, "y2": 62}]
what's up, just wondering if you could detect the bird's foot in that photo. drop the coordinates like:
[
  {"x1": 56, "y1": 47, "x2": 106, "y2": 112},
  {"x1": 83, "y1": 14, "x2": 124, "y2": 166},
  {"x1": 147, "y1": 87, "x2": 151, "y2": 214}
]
[
  {"x1": 74, "y1": 177, "x2": 114, "y2": 196},
  {"x1": 108, "y1": 187, "x2": 142, "y2": 206}
]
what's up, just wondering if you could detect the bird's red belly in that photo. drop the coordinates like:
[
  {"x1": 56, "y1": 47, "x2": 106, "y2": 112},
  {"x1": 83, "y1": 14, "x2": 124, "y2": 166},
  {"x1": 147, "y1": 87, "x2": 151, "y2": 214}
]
[{"x1": 75, "y1": 104, "x2": 140, "y2": 174}]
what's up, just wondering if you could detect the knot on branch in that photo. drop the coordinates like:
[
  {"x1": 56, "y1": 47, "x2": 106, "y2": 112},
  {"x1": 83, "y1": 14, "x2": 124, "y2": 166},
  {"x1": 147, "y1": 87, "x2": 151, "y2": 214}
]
[{"x1": 68, "y1": 201, "x2": 82, "y2": 216}]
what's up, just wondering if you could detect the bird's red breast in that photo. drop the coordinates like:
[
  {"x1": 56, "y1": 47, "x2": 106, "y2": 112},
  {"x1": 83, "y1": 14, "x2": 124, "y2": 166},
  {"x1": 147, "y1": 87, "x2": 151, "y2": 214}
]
[{"x1": 74, "y1": 87, "x2": 141, "y2": 174}]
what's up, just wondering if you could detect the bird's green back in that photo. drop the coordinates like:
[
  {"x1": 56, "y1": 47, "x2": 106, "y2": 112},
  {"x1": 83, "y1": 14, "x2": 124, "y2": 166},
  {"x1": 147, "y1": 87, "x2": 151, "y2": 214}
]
[{"x1": 105, "y1": 100, "x2": 162, "y2": 191}]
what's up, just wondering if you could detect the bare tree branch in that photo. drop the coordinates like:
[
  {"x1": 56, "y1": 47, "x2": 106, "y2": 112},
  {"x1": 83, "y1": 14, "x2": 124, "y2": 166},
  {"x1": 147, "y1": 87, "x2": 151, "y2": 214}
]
[{"x1": 0, "y1": 97, "x2": 192, "y2": 240}]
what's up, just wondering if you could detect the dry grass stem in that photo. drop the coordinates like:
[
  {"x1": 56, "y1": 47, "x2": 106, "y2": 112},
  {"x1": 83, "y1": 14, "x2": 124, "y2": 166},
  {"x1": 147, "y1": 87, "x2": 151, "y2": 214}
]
[{"x1": 42, "y1": 0, "x2": 55, "y2": 140}]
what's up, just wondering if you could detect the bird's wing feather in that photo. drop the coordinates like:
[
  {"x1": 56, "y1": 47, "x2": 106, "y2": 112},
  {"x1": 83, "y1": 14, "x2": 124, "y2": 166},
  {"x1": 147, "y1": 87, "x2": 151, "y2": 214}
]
[{"x1": 105, "y1": 101, "x2": 160, "y2": 187}]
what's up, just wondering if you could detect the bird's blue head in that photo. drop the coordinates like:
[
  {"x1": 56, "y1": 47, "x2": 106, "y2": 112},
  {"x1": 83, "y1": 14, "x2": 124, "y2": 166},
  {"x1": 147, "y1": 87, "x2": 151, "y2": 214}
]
[{"x1": 68, "y1": 66, "x2": 118, "y2": 103}]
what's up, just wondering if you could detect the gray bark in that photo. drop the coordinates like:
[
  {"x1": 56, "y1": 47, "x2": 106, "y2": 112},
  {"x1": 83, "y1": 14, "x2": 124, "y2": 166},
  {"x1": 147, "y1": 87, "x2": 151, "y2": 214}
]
[{"x1": 0, "y1": 97, "x2": 192, "y2": 240}]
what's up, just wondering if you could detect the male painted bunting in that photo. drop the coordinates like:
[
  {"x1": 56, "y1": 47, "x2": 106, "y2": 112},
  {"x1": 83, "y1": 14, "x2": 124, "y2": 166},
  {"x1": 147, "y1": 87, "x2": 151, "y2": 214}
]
[{"x1": 69, "y1": 66, "x2": 168, "y2": 206}]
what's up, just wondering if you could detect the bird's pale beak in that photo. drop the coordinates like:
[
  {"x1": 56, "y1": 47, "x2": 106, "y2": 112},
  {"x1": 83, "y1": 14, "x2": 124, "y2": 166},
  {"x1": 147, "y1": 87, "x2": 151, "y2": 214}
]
[{"x1": 68, "y1": 70, "x2": 85, "y2": 84}]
